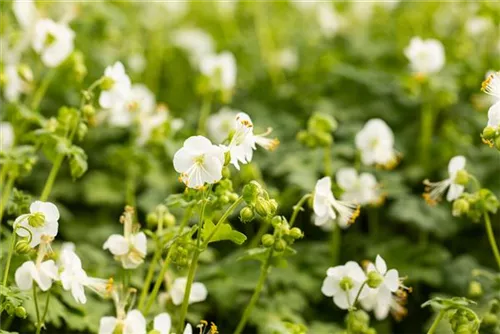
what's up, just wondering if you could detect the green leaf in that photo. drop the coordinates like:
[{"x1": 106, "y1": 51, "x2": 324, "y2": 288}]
[
  {"x1": 421, "y1": 297, "x2": 476, "y2": 310},
  {"x1": 201, "y1": 220, "x2": 247, "y2": 245}
]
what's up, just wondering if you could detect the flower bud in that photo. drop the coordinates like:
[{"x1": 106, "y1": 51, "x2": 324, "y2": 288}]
[
  {"x1": 481, "y1": 313, "x2": 498, "y2": 329},
  {"x1": 15, "y1": 239, "x2": 33, "y2": 254},
  {"x1": 146, "y1": 212, "x2": 158, "y2": 226},
  {"x1": 268, "y1": 199, "x2": 278, "y2": 216},
  {"x1": 224, "y1": 151, "x2": 231, "y2": 166},
  {"x1": 240, "y1": 206, "x2": 255, "y2": 223},
  {"x1": 482, "y1": 126, "x2": 497, "y2": 140},
  {"x1": 255, "y1": 197, "x2": 271, "y2": 217},
  {"x1": 261, "y1": 234, "x2": 275, "y2": 247},
  {"x1": 4, "y1": 303, "x2": 14, "y2": 316},
  {"x1": 273, "y1": 239, "x2": 287, "y2": 252},
  {"x1": 219, "y1": 195, "x2": 229, "y2": 205},
  {"x1": 296, "y1": 130, "x2": 308, "y2": 144},
  {"x1": 228, "y1": 193, "x2": 239, "y2": 202},
  {"x1": 100, "y1": 76, "x2": 114, "y2": 90},
  {"x1": 454, "y1": 170, "x2": 469, "y2": 186},
  {"x1": 74, "y1": 63, "x2": 87, "y2": 82},
  {"x1": 366, "y1": 271, "x2": 384, "y2": 288},
  {"x1": 14, "y1": 306, "x2": 27, "y2": 318},
  {"x1": 17, "y1": 64, "x2": 33, "y2": 82},
  {"x1": 82, "y1": 104, "x2": 95, "y2": 119},
  {"x1": 164, "y1": 212, "x2": 176, "y2": 227},
  {"x1": 289, "y1": 227, "x2": 303, "y2": 239},
  {"x1": 222, "y1": 166, "x2": 231, "y2": 179},
  {"x1": 452, "y1": 198, "x2": 470, "y2": 217},
  {"x1": 468, "y1": 281, "x2": 483, "y2": 298},
  {"x1": 242, "y1": 182, "x2": 261, "y2": 205},
  {"x1": 28, "y1": 212, "x2": 45, "y2": 228},
  {"x1": 316, "y1": 132, "x2": 333, "y2": 147},
  {"x1": 271, "y1": 215, "x2": 284, "y2": 228}
]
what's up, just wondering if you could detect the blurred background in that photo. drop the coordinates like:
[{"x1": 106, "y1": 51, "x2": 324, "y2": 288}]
[{"x1": 1, "y1": 1, "x2": 500, "y2": 333}]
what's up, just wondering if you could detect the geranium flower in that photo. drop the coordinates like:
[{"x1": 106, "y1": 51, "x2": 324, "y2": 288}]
[
  {"x1": 99, "y1": 309, "x2": 146, "y2": 334},
  {"x1": 313, "y1": 177, "x2": 360, "y2": 230},
  {"x1": 103, "y1": 232, "x2": 147, "y2": 269},
  {"x1": 206, "y1": 107, "x2": 238, "y2": 143},
  {"x1": 173, "y1": 136, "x2": 225, "y2": 189},
  {"x1": 15, "y1": 260, "x2": 58, "y2": 291},
  {"x1": 423, "y1": 155, "x2": 467, "y2": 205},
  {"x1": 99, "y1": 61, "x2": 132, "y2": 109},
  {"x1": 14, "y1": 201, "x2": 59, "y2": 247},
  {"x1": 32, "y1": 19, "x2": 75, "y2": 68},
  {"x1": 482, "y1": 71, "x2": 500, "y2": 128},
  {"x1": 153, "y1": 313, "x2": 193, "y2": 334},
  {"x1": 200, "y1": 52, "x2": 237, "y2": 92},
  {"x1": 172, "y1": 29, "x2": 214, "y2": 65},
  {"x1": 355, "y1": 118, "x2": 398, "y2": 168},
  {"x1": 0, "y1": 122, "x2": 15, "y2": 151},
  {"x1": 404, "y1": 37, "x2": 445, "y2": 75},
  {"x1": 336, "y1": 168, "x2": 380, "y2": 205},
  {"x1": 3, "y1": 65, "x2": 24, "y2": 102},
  {"x1": 108, "y1": 84, "x2": 156, "y2": 127},
  {"x1": 170, "y1": 277, "x2": 208, "y2": 306},
  {"x1": 321, "y1": 261, "x2": 368, "y2": 310}
]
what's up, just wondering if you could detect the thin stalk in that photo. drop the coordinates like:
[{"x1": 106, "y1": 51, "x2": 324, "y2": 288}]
[
  {"x1": 331, "y1": 226, "x2": 341, "y2": 265},
  {"x1": 0, "y1": 164, "x2": 8, "y2": 191},
  {"x1": 39, "y1": 153, "x2": 65, "y2": 202},
  {"x1": 419, "y1": 102, "x2": 433, "y2": 170},
  {"x1": 248, "y1": 220, "x2": 269, "y2": 249},
  {"x1": 427, "y1": 309, "x2": 445, "y2": 334},
  {"x1": 351, "y1": 282, "x2": 367, "y2": 309},
  {"x1": 33, "y1": 285, "x2": 41, "y2": 334},
  {"x1": 289, "y1": 194, "x2": 312, "y2": 228},
  {"x1": 31, "y1": 69, "x2": 56, "y2": 111},
  {"x1": 138, "y1": 245, "x2": 162, "y2": 310},
  {"x1": 0, "y1": 173, "x2": 15, "y2": 225},
  {"x1": 484, "y1": 212, "x2": 500, "y2": 269},
  {"x1": 39, "y1": 291, "x2": 51, "y2": 333},
  {"x1": 197, "y1": 93, "x2": 213, "y2": 136},
  {"x1": 234, "y1": 249, "x2": 273, "y2": 334},
  {"x1": 2, "y1": 234, "x2": 17, "y2": 287}
]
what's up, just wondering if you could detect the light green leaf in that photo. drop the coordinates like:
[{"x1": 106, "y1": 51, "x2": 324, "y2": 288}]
[{"x1": 201, "y1": 220, "x2": 247, "y2": 245}]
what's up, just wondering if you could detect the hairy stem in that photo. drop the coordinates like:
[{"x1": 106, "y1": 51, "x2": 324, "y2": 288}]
[
  {"x1": 427, "y1": 309, "x2": 445, "y2": 334},
  {"x1": 31, "y1": 69, "x2": 56, "y2": 111},
  {"x1": 33, "y1": 285, "x2": 41, "y2": 334},
  {"x1": 419, "y1": 102, "x2": 433, "y2": 170},
  {"x1": 138, "y1": 245, "x2": 162, "y2": 311},
  {"x1": 484, "y1": 212, "x2": 500, "y2": 269},
  {"x1": 289, "y1": 193, "x2": 312, "y2": 228},
  {"x1": 39, "y1": 154, "x2": 65, "y2": 202}
]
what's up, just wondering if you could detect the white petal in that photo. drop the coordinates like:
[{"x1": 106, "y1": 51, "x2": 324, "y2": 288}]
[
  {"x1": 154, "y1": 313, "x2": 172, "y2": 334},
  {"x1": 448, "y1": 155, "x2": 466, "y2": 175},
  {"x1": 124, "y1": 310, "x2": 146, "y2": 334},
  {"x1": 373, "y1": 289, "x2": 392, "y2": 320},
  {"x1": 99, "y1": 316, "x2": 117, "y2": 334},
  {"x1": 103, "y1": 234, "x2": 129, "y2": 255},
  {"x1": 384, "y1": 269, "x2": 399, "y2": 292},
  {"x1": 446, "y1": 184, "x2": 464, "y2": 202},
  {"x1": 15, "y1": 261, "x2": 36, "y2": 290},
  {"x1": 183, "y1": 136, "x2": 214, "y2": 154},
  {"x1": 375, "y1": 255, "x2": 387, "y2": 274},
  {"x1": 173, "y1": 148, "x2": 195, "y2": 173},
  {"x1": 321, "y1": 276, "x2": 339, "y2": 297},
  {"x1": 315, "y1": 177, "x2": 332, "y2": 197},
  {"x1": 183, "y1": 324, "x2": 193, "y2": 334},
  {"x1": 189, "y1": 282, "x2": 208, "y2": 304},
  {"x1": 333, "y1": 292, "x2": 350, "y2": 309},
  {"x1": 336, "y1": 168, "x2": 358, "y2": 191},
  {"x1": 487, "y1": 101, "x2": 500, "y2": 127},
  {"x1": 71, "y1": 281, "x2": 87, "y2": 304},
  {"x1": 132, "y1": 232, "x2": 147, "y2": 256},
  {"x1": 30, "y1": 201, "x2": 43, "y2": 213}
]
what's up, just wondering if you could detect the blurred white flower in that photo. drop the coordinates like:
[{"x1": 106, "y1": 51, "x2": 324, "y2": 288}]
[
  {"x1": 15, "y1": 260, "x2": 58, "y2": 291},
  {"x1": 170, "y1": 277, "x2": 208, "y2": 306},
  {"x1": 59, "y1": 247, "x2": 89, "y2": 303},
  {"x1": 465, "y1": 16, "x2": 492, "y2": 37},
  {"x1": 336, "y1": 168, "x2": 380, "y2": 205},
  {"x1": 200, "y1": 52, "x2": 237, "y2": 92},
  {"x1": 103, "y1": 231, "x2": 147, "y2": 269},
  {"x1": 14, "y1": 201, "x2": 59, "y2": 247},
  {"x1": 32, "y1": 19, "x2": 75, "y2": 68},
  {"x1": 206, "y1": 107, "x2": 238, "y2": 143},
  {"x1": 290, "y1": 0, "x2": 318, "y2": 12},
  {"x1": 216, "y1": 0, "x2": 237, "y2": 16},
  {"x1": 0, "y1": 122, "x2": 15, "y2": 151},
  {"x1": 173, "y1": 136, "x2": 225, "y2": 189},
  {"x1": 13, "y1": 0, "x2": 37, "y2": 30},
  {"x1": 272, "y1": 48, "x2": 298, "y2": 71},
  {"x1": 355, "y1": 118, "x2": 397, "y2": 168},
  {"x1": 321, "y1": 261, "x2": 368, "y2": 310},
  {"x1": 153, "y1": 313, "x2": 193, "y2": 334},
  {"x1": 108, "y1": 84, "x2": 155, "y2": 127},
  {"x1": 313, "y1": 176, "x2": 360, "y2": 230},
  {"x1": 99, "y1": 61, "x2": 132, "y2": 110},
  {"x1": 158, "y1": 0, "x2": 189, "y2": 18},
  {"x1": 424, "y1": 155, "x2": 467, "y2": 205},
  {"x1": 404, "y1": 37, "x2": 445, "y2": 75},
  {"x1": 487, "y1": 102, "x2": 500, "y2": 128},
  {"x1": 99, "y1": 309, "x2": 146, "y2": 334},
  {"x1": 361, "y1": 255, "x2": 400, "y2": 320},
  {"x1": 172, "y1": 29, "x2": 214, "y2": 65},
  {"x1": 482, "y1": 71, "x2": 500, "y2": 103},
  {"x1": 137, "y1": 107, "x2": 168, "y2": 146},
  {"x1": 3, "y1": 65, "x2": 24, "y2": 102},
  {"x1": 317, "y1": 3, "x2": 340, "y2": 38},
  {"x1": 127, "y1": 53, "x2": 146, "y2": 73}
]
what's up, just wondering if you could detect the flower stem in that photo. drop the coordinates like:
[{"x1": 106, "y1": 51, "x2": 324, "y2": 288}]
[
  {"x1": 331, "y1": 226, "x2": 341, "y2": 265},
  {"x1": 138, "y1": 245, "x2": 162, "y2": 310},
  {"x1": 419, "y1": 102, "x2": 433, "y2": 170},
  {"x1": 484, "y1": 212, "x2": 500, "y2": 270},
  {"x1": 234, "y1": 248, "x2": 273, "y2": 334},
  {"x1": 2, "y1": 233, "x2": 17, "y2": 287},
  {"x1": 33, "y1": 285, "x2": 41, "y2": 334},
  {"x1": 249, "y1": 220, "x2": 269, "y2": 249},
  {"x1": 351, "y1": 281, "x2": 367, "y2": 309},
  {"x1": 427, "y1": 309, "x2": 445, "y2": 334},
  {"x1": 197, "y1": 93, "x2": 213, "y2": 136},
  {"x1": 31, "y1": 69, "x2": 56, "y2": 111},
  {"x1": 0, "y1": 173, "x2": 16, "y2": 226},
  {"x1": 39, "y1": 153, "x2": 65, "y2": 202},
  {"x1": 39, "y1": 291, "x2": 51, "y2": 333},
  {"x1": 289, "y1": 193, "x2": 312, "y2": 228}
]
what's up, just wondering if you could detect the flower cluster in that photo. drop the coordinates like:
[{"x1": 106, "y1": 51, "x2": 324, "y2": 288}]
[{"x1": 481, "y1": 71, "x2": 500, "y2": 150}]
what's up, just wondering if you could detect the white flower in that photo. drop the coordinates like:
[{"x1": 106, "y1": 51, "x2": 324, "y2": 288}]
[
  {"x1": 99, "y1": 62, "x2": 132, "y2": 110},
  {"x1": 13, "y1": 0, "x2": 37, "y2": 30},
  {"x1": 99, "y1": 310, "x2": 146, "y2": 334},
  {"x1": 153, "y1": 313, "x2": 193, "y2": 334},
  {"x1": 317, "y1": 3, "x2": 340, "y2": 38},
  {"x1": 172, "y1": 29, "x2": 214, "y2": 65},
  {"x1": 313, "y1": 177, "x2": 360, "y2": 230},
  {"x1": 272, "y1": 48, "x2": 298, "y2": 71},
  {"x1": 170, "y1": 277, "x2": 208, "y2": 306},
  {"x1": 0, "y1": 122, "x2": 15, "y2": 151},
  {"x1": 360, "y1": 255, "x2": 400, "y2": 320},
  {"x1": 127, "y1": 53, "x2": 146, "y2": 74},
  {"x1": 225, "y1": 112, "x2": 279, "y2": 170},
  {"x1": 200, "y1": 52, "x2": 237, "y2": 92},
  {"x1": 424, "y1": 155, "x2": 467, "y2": 205},
  {"x1": 336, "y1": 168, "x2": 380, "y2": 206},
  {"x1": 482, "y1": 71, "x2": 500, "y2": 128},
  {"x1": 137, "y1": 107, "x2": 168, "y2": 146},
  {"x1": 487, "y1": 102, "x2": 500, "y2": 128},
  {"x1": 14, "y1": 201, "x2": 59, "y2": 248},
  {"x1": 108, "y1": 84, "x2": 155, "y2": 127},
  {"x1": 3, "y1": 65, "x2": 24, "y2": 102},
  {"x1": 103, "y1": 232, "x2": 147, "y2": 269},
  {"x1": 173, "y1": 136, "x2": 225, "y2": 189},
  {"x1": 321, "y1": 261, "x2": 368, "y2": 310},
  {"x1": 32, "y1": 19, "x2": 75, "y2": 68},
  {"x1": 355, "y1": 118, "x2": 397, "y2": 167},
  {"x1": 15, "y1": 260, "x2": 58, "y2": 291},
  {"x1": 466, "y1": 16, "x2": 492, "y2": 37},
  {"x1": 206, "y1": 107, "x2": 238, "y2": 143},
  {"x1": 404, "y1": 37, "x2": 445, "y2": 75}
]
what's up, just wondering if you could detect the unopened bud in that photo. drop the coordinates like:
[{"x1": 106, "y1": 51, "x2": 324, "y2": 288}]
[
  {"x1": 15, "y1": 239, "x2": 33, "y2": 254},
  {"x1": 222, "y1": 166, "x2": 231, "y2": 179},
  {"x1": 495, "y1": 136, "x2": 500, "y2": 150},
  {"x1": 482, "y1": 313, "x2": 498, "y2": 329},
  {"x1": 255, "y1": 197, "x2": 271, "y2": 217},
  {"x1": 452, "y1": 198, "x2": 470, "y2": 217},
  {"x1": 482, "y1": 126, "x2": 497, "y2": 140},
  {"x1": 366, "y1": 271, "x2": 384, "y2": 288},
  {"x1": 223, "y1": 151, "x2": 231, "y2": 166},
  {"x1": 100, "y1": 76, "x2": 114, "y2": 90},
  {"x1": 454, "y1": 170, "x2": 469, "y2": 186},
  {"x1": 289, "y1": 227, "x2": 303, "y2": 239},
  {"x1": 82, "y1": 104, "x2": 95, "y2": 118},
  {"x1": 14, "y1": 306, "x2": 27, "y2": 318},
  {"x1": 268, "y1": 199, "x2": 278, "y2": 216},
  {"x1": 240, "y1": 206, "x2": 255, "y2": 223},
  {"x1": 468, "y1": 281, "x2": 483, "y2": 298},
  {"x1": 242, "y1": 182, "x2": 261, "y2": 205},
  {"x1": 219, "y1": 195, "x2": 229, "y2": 205},
  {"x1": 28, "y1": 212, "x2": 45, "y2": 227},
  {"x1": 228, "y1": 193, "x2": 239, "y2": 202},
  {"x1": 271, "y1": 216, "x2": 284, "y2": 228},
  {"x1": 261, "y1": 234, "x2": 275, "y2": 247},
  {"x1": 146, "y1": 212, "x2": 158, "y2": 226},
  {"x1": 164, "y1": 212, "x2": 176, "y2": 227},
  {"x1": 273, "y1": 239, "x2": 287, "y2": 252}
]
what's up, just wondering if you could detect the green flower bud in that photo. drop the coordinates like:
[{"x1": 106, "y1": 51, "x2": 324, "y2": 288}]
[
  {"x1": 495, "y1": 136, "x2": 500, "y2": 151},
  {"x1": 74, "y1": 63, "x2": 87, "y2": 82},
  {"x1": 261, "y1": 234, "x2": 275, "y2": 247},
  {"x1": 296, "y1": 130, "x2": 308, "y2": 144},
  {"x1": 224, "y1": 151, "x2": 231, "y2": 166},
  {"x1": 452, "y1": 198, "x2": 470, "y2": 217},
  {"x1": 490, "y1": 300, "x2": 499, "y2": 313},
  {"x1": 454, "y1": 170, "x2": 469, "y2": 186},
  {"x1": 222, "y1": 166, "x2": 231, "y2": 179},
  {"x1": 15, "y1": 239, "x2": 33, "y2": 254},
  {"x1": 240, "y1": 206, "x2": 255, "y2": 223},
  {"x1": 82, "y1": 104, "x2": 95, "y2": 119},
  {"x1": 242, "y1": 182, "x2": 261, "y2": 205},
  {"x1": 28, "y1": 212, "x2": 45, "y2": 227},
  {"x1": 100, "y1": 76, "x2": 115, "y2": 90},
  {"x1": 163, "y1": 212, "x2": 176, "y2": 227},
  {"x1": 228, "y1": 193, "x2": 239, "y2": 202},
  {"x1": 482, "y1": 126, "x2": 497, "y2": 140},
  {"x1": 17, "y1": 64, "x2": 33, "y2": 82},
  {"x1": 455, "y1": 324, "x2": 472, "y2": 334},
  {"x1": 268, "y1": 199, "x2": 278, "y2": 216},
  {"x1": 146, "y1": 212, "x2": 158, "y2": 226},
  {"x1": 255, "y1": 197, "x2": 271, "y2": 217},
  {"x1": 289, "y1": 227, "x2": 303, "y2": 239},
  {"x1": 14, "y1": 306, "x2": 27, "y2": 318},
  {"x1": 309, "y1": 113, "x2": 337, "y2": 133},
  {"x1": 271, "y1": 215, "x2": 284, "y2": 228},
  {"x1": 339, "y1": 277, "x2": 354, "y2": 291},
  {"x1": 273, "y1": 239, "x2": 287, "y2": 252},
  {"x1": 468, "y1": 281, "x2": 483, "y2": 298},
  {"x1": 366, "y1": 271, "x2": 384, "y2": 289},
  {"x1": 481, "y1": 313, "x2": 498, "y2": 329},
  {"x1": 316, "y1": 132, "x2": 333, "y2": 147},
  {"x1": 219, "y1": 195, "x2": 229, "y2": 205}
]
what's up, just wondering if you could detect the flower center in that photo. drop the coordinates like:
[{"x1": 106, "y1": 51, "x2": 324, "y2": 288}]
[
  {"x1": 28, "y1": 212, "x2": 45, "y2": 228},
  {"x1": 366, "y1": 271, "x2": 384, "y2": 288},
  {"x1": 44, "y1": 32, "x2": 57, "y2": 48},
  {"x1": 194, "y1": 155, "x2": 205, "y2": 165},
  {"x1": 339, "y1": 276, "x2": 354, "y2": 291}
]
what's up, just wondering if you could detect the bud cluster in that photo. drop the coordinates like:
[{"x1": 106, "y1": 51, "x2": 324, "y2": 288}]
[
  {"x1": 480, "y1": 300, "x2": 499, "y2": 332},
  {"x1": 146, "y1": 204, "x2": 176, "y2": 231},
  {"x1": 449, "y1": 309, "x2": 480, "y2": 334},
  {"x1": 261, "y1": 216, "x2": 303, "y2": 253},
  {"x1": 452, "y1": 189, "x2": 499, "y2": 222},
  {"x1": 240, "y1": 181, "x2": 278, "y2": 222},
  {"x1": 212, "y1": 177, "x2": 239, "y2": 210},
  {"x1": 344, "y1": 310, "x2": 376, "y2": 334},
  {"x1": 297, "y1": 112, "x2": 337, "y2": 148},
  {"x1": 481, "y1": 126, "x2": 500, "y2": 151}
]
